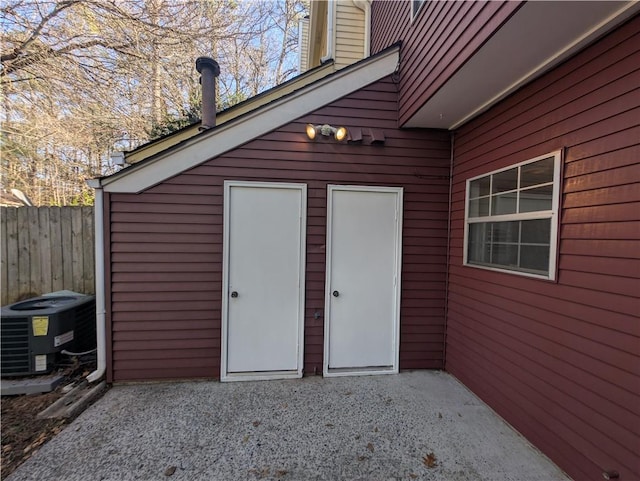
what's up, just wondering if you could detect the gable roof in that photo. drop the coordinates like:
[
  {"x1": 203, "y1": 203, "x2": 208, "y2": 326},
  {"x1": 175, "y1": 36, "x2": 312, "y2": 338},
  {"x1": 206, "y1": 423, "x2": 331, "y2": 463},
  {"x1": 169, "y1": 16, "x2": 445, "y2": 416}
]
[
  {"x1": 125, "y1": 60, "x2": 337, "y2": 165},
  {"x1": 96, "y1": 44, "x2": 400, "y2": 194}
]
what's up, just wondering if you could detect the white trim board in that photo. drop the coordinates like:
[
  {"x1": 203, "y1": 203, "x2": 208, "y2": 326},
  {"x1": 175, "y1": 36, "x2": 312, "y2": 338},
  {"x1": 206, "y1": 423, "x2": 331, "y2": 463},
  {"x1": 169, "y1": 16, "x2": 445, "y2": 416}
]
[{"x1": 101, "y1": 46, "x2": 400, "y2": 194}]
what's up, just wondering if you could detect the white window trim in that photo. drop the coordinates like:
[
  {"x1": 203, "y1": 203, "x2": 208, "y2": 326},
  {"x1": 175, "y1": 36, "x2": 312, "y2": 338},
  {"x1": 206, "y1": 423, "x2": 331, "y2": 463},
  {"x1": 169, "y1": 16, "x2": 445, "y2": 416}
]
[
  {"x1": 411, "y1": 0, "x2": 426, "y2": 23},
  {"x1": 463, "y1": 150, "x2": 562, "y2": 281}
]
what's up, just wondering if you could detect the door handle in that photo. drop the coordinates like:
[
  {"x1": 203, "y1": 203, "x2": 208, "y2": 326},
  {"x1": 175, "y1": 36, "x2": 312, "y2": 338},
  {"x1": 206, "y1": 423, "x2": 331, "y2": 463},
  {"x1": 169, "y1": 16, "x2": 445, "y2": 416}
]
[
  {"x1": 332, "y1": 290, "x2": 339, "y2": 297},
  {"x1": 231, "y1": 291, "x2": 238, "y2": 298}
]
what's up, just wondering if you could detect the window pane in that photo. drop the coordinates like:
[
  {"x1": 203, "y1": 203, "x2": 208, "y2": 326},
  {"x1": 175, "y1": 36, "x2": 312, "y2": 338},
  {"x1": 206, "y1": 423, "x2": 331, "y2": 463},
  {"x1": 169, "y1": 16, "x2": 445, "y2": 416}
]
[
  {"x1": 520, "y1": 185, "x2": 553, "y2": 213},
  {"x1": 491, "y1": 192, "x2": 517, "y2": 215},
  {"x1": 521, "y1": 157, "x2": 554, "y2": 188},
  {"x1": 491, "y1": 243, "x2": 518, "y2": 268},
  {"x1": 492, "y1": 168, "x2": 517, "y2": 194},
  {"x1": 468, "y1": 223, "x2": 490, "y2": 263},
  {"x1": 470, "y1": 177, "x2": 490, "y2": 198},
  {"x1": 521, "y1": 219, "x2": 551, "y2": 244},
  {"x1": 412, "y1": 0, "x2": 426, "y2": 15},
  {"x1": 491, "y1": 221, "x2": 519, "y2": 243},
  {"x1": 520, "y1": 245, "x2": 550, "y2": 273},
  {"x1": 469, "y1": 197, "x2": 489, "y2": 217}
]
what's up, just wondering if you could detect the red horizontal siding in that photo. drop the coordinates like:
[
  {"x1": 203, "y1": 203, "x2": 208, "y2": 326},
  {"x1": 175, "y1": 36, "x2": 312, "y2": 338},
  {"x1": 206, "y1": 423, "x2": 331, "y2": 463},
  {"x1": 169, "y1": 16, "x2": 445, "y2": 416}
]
[
  {"x1": 371, "y1": 0, "x2": 523, "y2": 126},
  {"x1": 112, "y1": 319, "x2": 215, "y2": 331},
  {"x1": 114, "y1": 367, "x2": 216, "y2": 381},
  {"x1": 447, "y1": 17, "x2": 640, "y2": 481},
  {"x1": 107, "y1": 77, "x2": 451, "y2": 382}
]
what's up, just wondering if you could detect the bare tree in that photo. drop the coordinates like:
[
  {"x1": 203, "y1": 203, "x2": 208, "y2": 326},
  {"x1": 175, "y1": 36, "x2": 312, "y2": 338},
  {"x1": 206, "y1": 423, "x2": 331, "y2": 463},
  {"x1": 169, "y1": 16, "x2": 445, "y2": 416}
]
[{"x1": 1, "y1": 0, "x2": 307, "y2": 205}]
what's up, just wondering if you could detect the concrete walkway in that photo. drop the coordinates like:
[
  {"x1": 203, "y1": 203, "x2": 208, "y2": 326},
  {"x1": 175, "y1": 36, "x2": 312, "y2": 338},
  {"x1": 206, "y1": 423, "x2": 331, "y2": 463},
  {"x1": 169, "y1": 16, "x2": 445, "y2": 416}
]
[{"x1": 8, "y1": 371, "x2": 570, "y2": 481}]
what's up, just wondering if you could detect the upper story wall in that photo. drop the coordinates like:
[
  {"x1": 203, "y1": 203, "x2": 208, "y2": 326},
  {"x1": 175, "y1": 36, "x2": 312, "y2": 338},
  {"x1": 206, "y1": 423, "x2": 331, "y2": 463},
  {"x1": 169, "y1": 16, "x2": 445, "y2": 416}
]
[
  {"x1": 303, "y1": 0, "x2": 368, "y2": 73},
  {"x1": 371, "y1": 0, "x2": 523, "y2": 126},
  {"x1": 299, "y1": 17, "x2": 310, "y2": 72},
  {"x1": 334, "y1": 1, "x2": 367, "y2": 70}
]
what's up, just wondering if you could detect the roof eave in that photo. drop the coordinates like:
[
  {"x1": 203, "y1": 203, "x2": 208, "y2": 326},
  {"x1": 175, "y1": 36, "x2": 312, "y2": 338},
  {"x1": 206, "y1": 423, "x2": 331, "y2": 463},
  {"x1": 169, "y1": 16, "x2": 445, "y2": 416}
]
[
  {"x1": 405, "y1": 1, "x2": 640, "y2": 130},
  {"x1": 125, "y1": 61, "x2": 337, "y2": 165}
]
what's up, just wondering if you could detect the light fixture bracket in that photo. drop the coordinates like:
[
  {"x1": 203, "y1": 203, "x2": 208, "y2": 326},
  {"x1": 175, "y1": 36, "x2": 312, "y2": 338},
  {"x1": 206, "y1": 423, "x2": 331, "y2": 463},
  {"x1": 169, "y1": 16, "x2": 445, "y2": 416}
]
[{"x1": 306, "y1": 123, "x2": 348, "y2": 142}]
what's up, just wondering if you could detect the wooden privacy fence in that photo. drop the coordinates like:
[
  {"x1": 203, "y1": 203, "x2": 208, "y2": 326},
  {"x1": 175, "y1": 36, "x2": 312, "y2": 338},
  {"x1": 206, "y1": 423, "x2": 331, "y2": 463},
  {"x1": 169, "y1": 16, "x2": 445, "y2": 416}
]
[{"x1": 1, "y1": 206, "x2": 95, "y2": 306}]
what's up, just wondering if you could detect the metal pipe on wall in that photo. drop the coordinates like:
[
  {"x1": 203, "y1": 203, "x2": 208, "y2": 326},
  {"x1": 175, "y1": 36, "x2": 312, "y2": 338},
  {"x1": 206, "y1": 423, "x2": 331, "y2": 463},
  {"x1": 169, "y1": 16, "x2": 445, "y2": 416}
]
[{"x1": 85, "y1": 179, "x2": 106, "y2": 383}]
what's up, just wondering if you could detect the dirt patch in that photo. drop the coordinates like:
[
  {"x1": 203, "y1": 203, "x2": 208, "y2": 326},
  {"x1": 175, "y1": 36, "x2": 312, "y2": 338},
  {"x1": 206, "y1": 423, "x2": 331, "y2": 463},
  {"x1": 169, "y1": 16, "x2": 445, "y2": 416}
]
[{"x1": 1, "y1": 360, "x2": 101, "y2": 479}]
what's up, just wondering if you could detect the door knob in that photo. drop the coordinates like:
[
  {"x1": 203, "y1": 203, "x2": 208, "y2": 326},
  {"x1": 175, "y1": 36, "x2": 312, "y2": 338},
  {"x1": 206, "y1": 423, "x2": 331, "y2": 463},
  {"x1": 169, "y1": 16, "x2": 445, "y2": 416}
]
[
  {"x1": 332, "y1": 290, "x2": 339, "y2": 297},
  {"x1": 231, "y1": 291, "x2": 238, "y2": 298}
]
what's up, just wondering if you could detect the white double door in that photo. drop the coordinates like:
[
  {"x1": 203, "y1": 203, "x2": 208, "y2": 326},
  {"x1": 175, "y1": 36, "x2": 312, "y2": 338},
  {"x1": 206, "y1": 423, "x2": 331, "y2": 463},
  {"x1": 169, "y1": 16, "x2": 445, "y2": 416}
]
[{"x1": 222, "y1": 182, "x2": 402, "y2": 381}]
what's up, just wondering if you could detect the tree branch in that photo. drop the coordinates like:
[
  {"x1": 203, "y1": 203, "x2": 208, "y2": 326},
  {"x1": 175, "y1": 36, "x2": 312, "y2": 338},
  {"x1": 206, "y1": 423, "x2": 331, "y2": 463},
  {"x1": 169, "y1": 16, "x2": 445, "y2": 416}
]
[
  {"x1": 1, "y1": 39, "x2": 134, "y2": 77},
  {"x1": 2, "y1": 0, "x2": 80, "y2": 63}
]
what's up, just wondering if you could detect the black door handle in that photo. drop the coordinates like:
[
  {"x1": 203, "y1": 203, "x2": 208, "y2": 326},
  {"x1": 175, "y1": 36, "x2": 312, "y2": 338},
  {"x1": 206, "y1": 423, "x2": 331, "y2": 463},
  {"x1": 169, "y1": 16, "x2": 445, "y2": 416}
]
[
  {"x1": 231, "y1": 291, "x2": 238, "y2": 298},
  {"x1": 332, "y1": 290, "x2": 339, "y2": 297}
]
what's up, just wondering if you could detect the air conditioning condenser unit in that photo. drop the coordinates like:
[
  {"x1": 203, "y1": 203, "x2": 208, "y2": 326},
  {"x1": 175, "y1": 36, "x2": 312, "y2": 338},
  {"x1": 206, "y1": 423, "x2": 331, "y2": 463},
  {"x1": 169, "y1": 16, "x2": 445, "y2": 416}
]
[{"x1": 1, "y1": 292, "x2": 96, "y2": 377}]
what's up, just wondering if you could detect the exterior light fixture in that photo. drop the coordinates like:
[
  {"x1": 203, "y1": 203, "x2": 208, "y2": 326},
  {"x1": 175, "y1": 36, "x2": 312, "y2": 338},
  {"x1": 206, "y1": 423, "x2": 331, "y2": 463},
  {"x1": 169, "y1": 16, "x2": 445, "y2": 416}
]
[
  {"x1": 306, "y1": 123, "x2": 348, "y2": 141},
  {"x1": 306, "y1": 123, "x2": 317, "y2": 140}
]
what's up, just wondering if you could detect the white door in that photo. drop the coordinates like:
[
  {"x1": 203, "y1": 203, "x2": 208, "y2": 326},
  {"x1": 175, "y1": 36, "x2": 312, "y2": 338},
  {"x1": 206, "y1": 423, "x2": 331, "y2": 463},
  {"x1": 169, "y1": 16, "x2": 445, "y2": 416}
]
[
  {"x1": 324, "y1": 185, "x2": 403, "y2": 377},
  {"x1": 222, "y1": 181, "x2": 306, "y2": 381}
]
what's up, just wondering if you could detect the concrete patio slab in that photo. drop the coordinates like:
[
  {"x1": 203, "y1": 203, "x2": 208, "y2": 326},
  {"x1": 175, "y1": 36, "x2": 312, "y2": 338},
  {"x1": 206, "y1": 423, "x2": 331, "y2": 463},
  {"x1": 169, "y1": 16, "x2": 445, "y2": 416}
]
[{"x1": 7, "y1": 371, "x2": 570, "y2": 481}]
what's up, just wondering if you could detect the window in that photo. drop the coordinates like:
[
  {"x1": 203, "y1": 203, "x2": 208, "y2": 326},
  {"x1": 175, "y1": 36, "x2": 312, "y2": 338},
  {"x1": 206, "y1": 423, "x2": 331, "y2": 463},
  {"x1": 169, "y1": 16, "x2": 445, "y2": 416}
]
[
  {"x1": 412, "y1": 0, "x2": 426, "y2": 20},
  {"x1": 464, "y1": 151, "x2": 561, "y2": 280}
]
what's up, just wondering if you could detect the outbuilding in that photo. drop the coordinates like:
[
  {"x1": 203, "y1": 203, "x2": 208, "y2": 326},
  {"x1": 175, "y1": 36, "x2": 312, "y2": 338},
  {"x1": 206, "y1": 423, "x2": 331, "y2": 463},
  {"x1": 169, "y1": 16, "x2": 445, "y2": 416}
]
[{"x1": 89, "y1": 45, "x2": 451, "y2": 383}]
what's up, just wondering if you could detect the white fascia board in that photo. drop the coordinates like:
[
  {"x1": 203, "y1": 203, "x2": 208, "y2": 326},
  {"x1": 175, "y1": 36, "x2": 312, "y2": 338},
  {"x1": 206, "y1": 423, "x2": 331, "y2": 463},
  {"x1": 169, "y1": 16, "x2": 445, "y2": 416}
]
[{"x1": 102, "y1": 46, "x2": 399, "y2": 194}]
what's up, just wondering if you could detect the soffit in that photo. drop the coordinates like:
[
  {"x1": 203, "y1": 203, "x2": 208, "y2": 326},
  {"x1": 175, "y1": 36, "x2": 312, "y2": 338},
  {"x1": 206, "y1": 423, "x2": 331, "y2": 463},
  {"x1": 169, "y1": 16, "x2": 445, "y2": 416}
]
[{"x1": 405, "y1": 1, "x2": 640, "y2": 129}]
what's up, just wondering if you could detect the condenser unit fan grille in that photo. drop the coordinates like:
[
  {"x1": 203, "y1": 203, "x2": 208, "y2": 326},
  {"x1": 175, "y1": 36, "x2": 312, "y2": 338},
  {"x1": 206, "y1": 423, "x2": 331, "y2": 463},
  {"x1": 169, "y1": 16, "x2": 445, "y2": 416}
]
[{"x1": 1, "y1": 316, "x2": 30, "y2": 375}]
